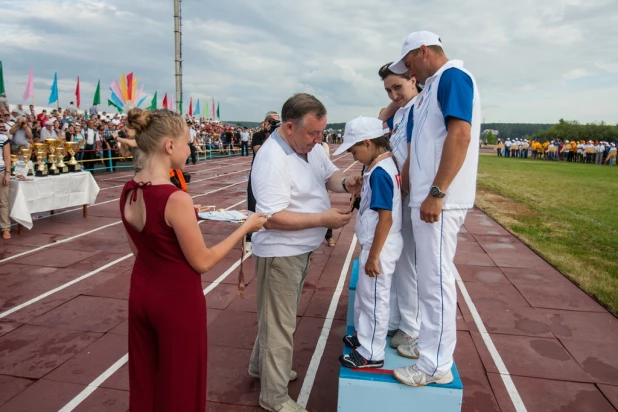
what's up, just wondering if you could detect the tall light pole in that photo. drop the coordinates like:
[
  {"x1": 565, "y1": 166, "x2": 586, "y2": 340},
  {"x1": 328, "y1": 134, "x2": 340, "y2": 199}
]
[{"x1": 174, "y1": 0, "x2": 182, "y2": 113}]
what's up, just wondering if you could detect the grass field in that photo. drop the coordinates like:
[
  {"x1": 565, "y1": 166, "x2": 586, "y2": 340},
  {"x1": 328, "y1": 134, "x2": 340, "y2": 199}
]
[{"x1": 475, "y1": 155, "x2": 618, "y2": 315}]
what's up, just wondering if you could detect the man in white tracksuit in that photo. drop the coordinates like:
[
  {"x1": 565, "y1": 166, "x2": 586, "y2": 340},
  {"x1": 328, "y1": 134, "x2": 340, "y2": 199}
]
[{"x1": 388, "y1": 31, "x2": 481, "y2": 386}]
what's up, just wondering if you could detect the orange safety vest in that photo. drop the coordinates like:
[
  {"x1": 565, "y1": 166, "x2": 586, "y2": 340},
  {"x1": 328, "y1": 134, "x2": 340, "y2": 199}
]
[{"x1": 170, "y1": 169, "x2": 188, "y2": 192}]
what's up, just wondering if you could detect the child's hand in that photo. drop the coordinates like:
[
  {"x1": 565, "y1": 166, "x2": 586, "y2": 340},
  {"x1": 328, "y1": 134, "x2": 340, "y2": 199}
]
[{"x1": 365, "y1": 256, "x2": 381, "y2": 277}]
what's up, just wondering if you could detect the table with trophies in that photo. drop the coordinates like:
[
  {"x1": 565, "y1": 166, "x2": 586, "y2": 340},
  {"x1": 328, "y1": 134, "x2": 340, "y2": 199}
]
[{"x1": 8, "y1": 139, "x2": 100, "y2": 233}]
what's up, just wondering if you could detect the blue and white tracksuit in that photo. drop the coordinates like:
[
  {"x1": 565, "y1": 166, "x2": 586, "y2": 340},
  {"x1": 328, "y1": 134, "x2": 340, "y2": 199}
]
[
  {"x1": 386, "y1": 96, "x2": 420, "y2": 339},
  {"x1": 354, "y1": 156, "x2": 403, "y2": 362},
  {"x1": 408, "y1": 60, "x2": 481, "y2": 376}
]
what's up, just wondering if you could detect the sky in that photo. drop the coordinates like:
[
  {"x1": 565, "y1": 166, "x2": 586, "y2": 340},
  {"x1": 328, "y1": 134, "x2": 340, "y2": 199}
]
[{"x1": 1, "y1": 0, "x2": 617, "y2": 124}]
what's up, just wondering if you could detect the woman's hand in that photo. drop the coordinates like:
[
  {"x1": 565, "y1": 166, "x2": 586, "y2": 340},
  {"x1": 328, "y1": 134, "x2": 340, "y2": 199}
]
[{"x1": 242, "y1": 213, "x2": 268, "y2": 233}]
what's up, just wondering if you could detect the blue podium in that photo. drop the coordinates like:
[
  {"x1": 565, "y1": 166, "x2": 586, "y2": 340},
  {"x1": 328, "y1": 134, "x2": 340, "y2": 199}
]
[{"x1": 338, "y1": 259, "x2": 463, "y2": 411}]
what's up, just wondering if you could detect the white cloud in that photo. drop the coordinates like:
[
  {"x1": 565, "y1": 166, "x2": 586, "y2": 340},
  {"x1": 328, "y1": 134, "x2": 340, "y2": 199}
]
[{"x1": 0, "y1": 0, "x2": 617, "y2": 123}]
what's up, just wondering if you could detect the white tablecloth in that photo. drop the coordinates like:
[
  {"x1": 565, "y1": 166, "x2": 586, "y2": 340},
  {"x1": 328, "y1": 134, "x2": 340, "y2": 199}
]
[{"x1": 9, "y1": 172, "x2": 100, "y2": 230}]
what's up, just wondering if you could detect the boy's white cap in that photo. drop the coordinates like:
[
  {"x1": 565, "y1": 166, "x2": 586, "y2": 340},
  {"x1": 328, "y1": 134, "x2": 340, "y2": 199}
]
[
  {"x1": 333, "y1": 116, "x2": 388, "y2": 156},
  {"x1": 389, "y1": 31, "x2": 443, "y2": 74}
]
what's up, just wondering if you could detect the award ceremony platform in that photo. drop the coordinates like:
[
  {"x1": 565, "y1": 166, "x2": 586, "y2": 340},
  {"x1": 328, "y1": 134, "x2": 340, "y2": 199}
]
[{"x1": 339, "y1": 259, "x2": 463, "y2": 411}]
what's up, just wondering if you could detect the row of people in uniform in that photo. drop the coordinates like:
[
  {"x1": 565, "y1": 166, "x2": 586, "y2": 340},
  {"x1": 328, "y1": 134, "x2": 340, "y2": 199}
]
[{"x1": 495, "y1": 138, "x2": 617, "y2": 165}]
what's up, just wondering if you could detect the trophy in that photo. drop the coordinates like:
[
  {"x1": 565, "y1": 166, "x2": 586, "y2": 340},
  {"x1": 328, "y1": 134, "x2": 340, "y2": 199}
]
[
  {"x1": 45, "y1": 139, "x2": 60, "y2": 175},
  {"x1": 33, "y1": 143, "x2": 48, "y2": 177},
  {"x1": 64, "y1": 142, "x2": 82, "y2": 172},
  {"x1": 20, "y1": 147, "x2": 33, "y2": 176},
  {"x1": 55, "y1": 141, "x2": 69, "y2": 173},
  {"x1": 10, "y1": 154, "x2": 18, "y2": 176}
]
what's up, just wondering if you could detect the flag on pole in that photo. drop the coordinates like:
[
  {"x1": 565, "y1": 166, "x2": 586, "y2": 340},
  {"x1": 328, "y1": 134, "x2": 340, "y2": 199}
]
[
  {"x1": 119, "y1": 74, "x2": 129, "y2": 102},
  {"x1": 205, "y1": 101, "x2": 209, "y2": 119},
  {"x1": 188, "y1": 98, "x2": 193, "y2": 117},
  {"x1": 147, "y1": 91, "x2": 157, "y2": 110},
  {"x1": 178, "y1": 97, "x2": 182, "y2": 114},
  {"x1": 194, "y1": 99, "x2": 200, "y2": 116},
  {"x1": 216, "y1": 102, "x2": 220, "y2": 120},
  {"x1": 23, "y1": 68, "x2": 34, "y2": 101},
  {"x1": 169, "y1": 95, "x2": 175, "y2": 112},
  {"x1": 162, "y1": 93, "x2": 168, "y2": 110},
  {"x1": 137, "y1": 95, "x2": 148, "y2": 108},
  {"x1": 75, "y1": 76, "x2": 81, "y2": 108},
  {"x1": 211, "y1": 97, "x2": 215, "y2": 118},
  {"x1": 48, "y1": 72, "x2": 59, "y2": 105},
  {"x1": 93, "y1": 80, "x2": 101, "y2": 106},
  {"x1": 126, "y1": 73, "x2": 134, "y2": 101},
  {"x1": 107, "y1": 99, "x2": 123, "y2": 114},
  {"x1": 0, "y1": 61, "x2": 5, "y2": 95}
]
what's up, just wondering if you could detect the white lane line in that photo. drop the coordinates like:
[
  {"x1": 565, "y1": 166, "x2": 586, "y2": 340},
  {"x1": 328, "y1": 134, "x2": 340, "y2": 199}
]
[
  {"x1": 58, "y1": 354, "x2": 129, "y2": 412},
  {"x1": 58, "y1": 198, "x2": 250, "y2": 412},
  {"x1": 0, "y1": 255, "x2": 132, "y2": 319},
  {"x1": 455, "y1": 268, "x2": 527, "y2": 411},
  {"x1": 297, "y1": 234, "x2": 357, "y2": 407},
  {"x1": 1, "y1": 180, "x2": 246, "y2": 264},
  {"x1": 98, "y1": 168, "x2": 249, "y2": 191}
]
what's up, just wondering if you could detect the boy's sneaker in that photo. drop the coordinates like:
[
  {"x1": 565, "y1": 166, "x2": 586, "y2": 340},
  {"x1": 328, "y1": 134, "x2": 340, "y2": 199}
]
[
  {"x1": 390, "y1": 330, "x2": 418, "y2": 348},
  {"x1": 339, "y1": 350, "x2": 384, "y2": 369},
  {"x1": 397, "y1": 341, "x2": 420, "y2": 359},
  {"x1": 259, "y1": 399, "x2": 308, "y2": 412},
  {"x1": 393, "y1": 364, "x2": 454, "y2": 387},
  {"x1": 343, "y1": 335, "x2": 360, "y2": 349},
  {"x1": 387, "y1": 329, "x2": 398, "y2": 337}
]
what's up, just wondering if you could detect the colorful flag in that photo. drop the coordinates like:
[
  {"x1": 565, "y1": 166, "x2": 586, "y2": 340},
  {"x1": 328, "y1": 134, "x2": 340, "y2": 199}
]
[
  {"x1": 93, "y1": 80, "x2": 101, "y2": 106},
  {"x1": 48, "y1": 72, "x2": 58, "y2": 105},
  {"x1": 110, "y1": 80, "x2": 126, "y2": 105},
  {"x1": 126, "y1": 73, "x2": 133, "y2": 101},
  {"x1": 194, "y1": 99, "x2": 201, "y2": 116},
  {"x1": 211, "y1": 97, "x2": 215, "y2": 118},
  {"x1": 107, "y1": 99, "x2": 123, "y2": 114},
  {"x1": 216, "y1": 102, "x2": 220, "y2": 120},
  {"x1": 136, "y1": 95, "x2": 148, "y2": 108},
  {"x1": 0, "y1": 61, "x2": 5, "y2": 95},
  {"x1": 162, "y1": 93, "x2": 168, "y2": 110},
  {"x1": 188, "y1": 98, "x2": 193, "y2": 117},
  {"x1": 147, "y1": 91, "x2": 157, "y2": 110},
  {"x1": 119, "y1": 74, "x2": 129, "y2": 102},
  {"x1": 75, "y1": 76, "x2": 81, "y2": 108},
  {"x1": 109, "y1": 88, "x2": 124, "y2": 110},
  {"x1": 178, "y1": 97, "x2": 182, "y2": 114},
  {"x1": 205, "y1": 102, "x2": 209, "y2": 118},
  {"x1": 169, "y1": 95, "x2": 175, "y2": 111},
  {"x1": 23, "y1": 68, "x2": 34, "y2": 101}
]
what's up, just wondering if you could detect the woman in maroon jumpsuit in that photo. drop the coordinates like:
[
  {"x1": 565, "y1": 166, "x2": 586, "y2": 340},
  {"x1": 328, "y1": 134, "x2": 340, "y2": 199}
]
[{"x1": 120, "y1": 108, "x2": 266, "y2": 411}]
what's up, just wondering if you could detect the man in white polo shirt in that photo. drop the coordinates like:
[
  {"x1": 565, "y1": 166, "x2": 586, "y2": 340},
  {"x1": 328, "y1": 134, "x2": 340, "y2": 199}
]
[
  {"x1": 388, "y1": 31, "x2": 481, "y2": 386},
  {"x1": 249, "y1": 93, "x2": 361, "y2": 412}
]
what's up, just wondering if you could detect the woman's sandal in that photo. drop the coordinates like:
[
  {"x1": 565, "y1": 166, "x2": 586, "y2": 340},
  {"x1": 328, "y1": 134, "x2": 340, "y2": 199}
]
[
  {"x1": 327, "y1": 238, "x2": 336, "y2": 247},
  {"x1": 2, "y1": 230, "x2": 11, "y2": 240}
]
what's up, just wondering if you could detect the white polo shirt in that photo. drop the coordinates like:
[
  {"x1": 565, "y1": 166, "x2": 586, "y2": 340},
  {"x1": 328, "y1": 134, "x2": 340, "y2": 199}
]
[{"x1": 251, "y1": 130, "x2": 339, "y2": 257}]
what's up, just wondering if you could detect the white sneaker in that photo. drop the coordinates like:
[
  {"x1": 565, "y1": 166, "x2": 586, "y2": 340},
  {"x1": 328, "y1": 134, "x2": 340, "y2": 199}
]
[
  {"x1": 397, "y1": 341, "x2": 420, "y2": 359},
  {"x1": 260, "y1": 399, "x2": 308, "y2": 412},
  {"x1": 390, "y1": 330, "x2": 418, "y2": 348},
  {"x1": 394, "y1": 364, "x2": 454, "y2": 387}
]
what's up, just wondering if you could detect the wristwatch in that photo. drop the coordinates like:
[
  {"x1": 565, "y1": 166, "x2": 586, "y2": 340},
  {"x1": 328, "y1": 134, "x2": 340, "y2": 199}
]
[{"x1": 429, "y1": 186, "x2": 446, "y2": 198}]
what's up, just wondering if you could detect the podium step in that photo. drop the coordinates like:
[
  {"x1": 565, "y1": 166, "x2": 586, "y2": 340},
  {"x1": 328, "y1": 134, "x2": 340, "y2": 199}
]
[{"x1": 340, "y1": 259, "x2": 463, "y2": 411}]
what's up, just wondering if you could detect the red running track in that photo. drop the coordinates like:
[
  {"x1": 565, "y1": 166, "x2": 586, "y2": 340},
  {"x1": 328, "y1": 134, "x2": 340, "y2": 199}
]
[{"x1": 0, "y1": 152, "x2": 617, "y2": 412}]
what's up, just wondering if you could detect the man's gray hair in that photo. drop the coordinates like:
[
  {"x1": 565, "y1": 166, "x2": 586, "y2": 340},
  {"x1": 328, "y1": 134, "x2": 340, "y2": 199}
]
[{"x1": 264, "y1": 111, "x2": 279, "y2": 120}]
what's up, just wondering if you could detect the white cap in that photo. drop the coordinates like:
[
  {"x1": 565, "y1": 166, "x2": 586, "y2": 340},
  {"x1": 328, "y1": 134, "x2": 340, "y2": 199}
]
[
  {"x1": 389, "y1": 31, "x2": 443, "y2": 74},
  {"x1": 333, "y1": 116, "x2": 388, "y2": 156}
]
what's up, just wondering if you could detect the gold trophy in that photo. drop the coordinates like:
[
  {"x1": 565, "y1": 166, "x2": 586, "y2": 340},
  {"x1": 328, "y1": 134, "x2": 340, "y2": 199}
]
[
  {"x1": 33, "y1": 143, "x2": 48, "y2": 177},
  {"x1": 64, "y1": 142, "x2": 82, "y2": 172},
  {"x1": 10, "y1": 154, "x2": 18, "y2": 176},
  {"x1": 20, "y1": 147, "x2": 33, "y2": 176},
  {"x1": 45, "y1": 139, "x2": 60, "y2": 175},
  {"x1": 55, "y1": 140, "x2": 69, "y2": 173}
]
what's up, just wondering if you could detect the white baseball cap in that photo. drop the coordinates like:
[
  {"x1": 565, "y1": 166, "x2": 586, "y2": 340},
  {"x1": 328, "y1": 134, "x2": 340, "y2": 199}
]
[
  {"x1": 389, "y1": 31, "x2": 443, "y2": 74},
  {"x1": 333, "y1": 116, "x2": 388, "y2": 156}
]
